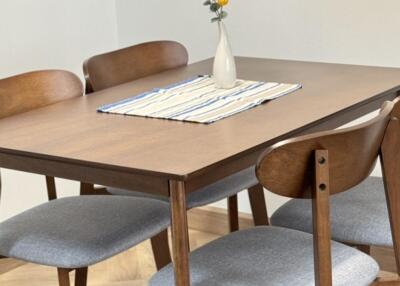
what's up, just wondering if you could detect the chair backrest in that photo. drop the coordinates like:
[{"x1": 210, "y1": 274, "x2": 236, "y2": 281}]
[
  {"x1": 0, "y1": 70, "x2": 83, "y2": 202},
  {"x1": 257, "y1": 98, "x2": 400, "y2": 285},
  {"x1": 0, "y1": 70, "x2": 83, "y2": 119},
  {"x1": 256, "y1": 99, "x2": 398, "y2": 199},
  {"x1": 83, "y1": 41, "x2": 189, "y2": 93}
]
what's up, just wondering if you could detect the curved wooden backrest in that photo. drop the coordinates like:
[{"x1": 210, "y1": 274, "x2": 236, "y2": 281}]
[
  {"x1": 83, "y1": 41, "x2": 189, "y2": 93},
  {"x1": 0, "y1": 70, "x2": 83, "y2": 119},
  {"x1": 0, "y1": 70, "x2": 83, "y2": 202},
  {"x1": 256, "y1": 99, "x2": 399, "y2": 198}
]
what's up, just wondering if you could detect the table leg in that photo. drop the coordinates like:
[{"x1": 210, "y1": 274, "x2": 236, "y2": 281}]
[
  {"x1": 169, "y1": 180, "x2": 190, "y2": 286},
  {"x1": 228, "y1": 195, "x2": 239, "y2": 232}
]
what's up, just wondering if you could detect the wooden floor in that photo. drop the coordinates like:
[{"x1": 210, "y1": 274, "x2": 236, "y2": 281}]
[{"x1": 0, "y1": 224, "x2": 398, "y2": 285}]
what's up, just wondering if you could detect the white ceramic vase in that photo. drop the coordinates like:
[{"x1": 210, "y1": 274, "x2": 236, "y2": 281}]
[{"x1": 213, "y1": 21, "x2": 237, "y2": 89}]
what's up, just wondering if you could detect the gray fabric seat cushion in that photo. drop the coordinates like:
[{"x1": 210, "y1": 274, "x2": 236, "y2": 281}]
[
  {"x1": 271, "y1": 176, "x2": 391, "y2": 246},
  {"x1": 0, "y1": 196, "x2": 170, "y2": 269},
  {"x1": 108, "y1": 166, "x2": 259, "y2": 209},
  {"x1": 150, "y1": 226, "x2": 379, "y2": 286}
]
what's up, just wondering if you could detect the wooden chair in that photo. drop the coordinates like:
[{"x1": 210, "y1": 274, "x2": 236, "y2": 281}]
[
  {"x1": 83, "y1": 40, "x2": 189, "y2": 93},
  {"x1": 269, "y1": 107, "x2": 400, "y2": 257},
  {"x1": 0, "y1": 70, "x2": 83, "y2": 201},
  {"x1": 82, "y1": 40, "x2": 269, "y2": 234},
  {"x1": 150, "y1": 99, "x2": 400, "y2": 285},
  {"x1": 0, "y1": 70, "x2": 172, "y2": 286}
]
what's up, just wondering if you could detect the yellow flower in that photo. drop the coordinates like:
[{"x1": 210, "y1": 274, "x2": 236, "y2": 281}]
[{"x1": 217, "y1": 0, "x2": 229, "y2": 6}]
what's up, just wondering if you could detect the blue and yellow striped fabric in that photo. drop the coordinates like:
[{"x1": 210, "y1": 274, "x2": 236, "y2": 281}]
[{"x1": 98, "y1": 76, "x2": 302, "y2": 124}]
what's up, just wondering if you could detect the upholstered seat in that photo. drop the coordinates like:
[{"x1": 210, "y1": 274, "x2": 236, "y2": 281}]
[
  {"x1": 271, "y1": 177, "x2": 392, "y2": 246},
  {"x1": 0, "y1": 196, "x2": 170, "y2": 269},
  {"x1": 150, "y1": 226, "x2": 379, "y2": 286},
  {"x1": 108, "y1": 166, "x2": 258, "y2": 209}
]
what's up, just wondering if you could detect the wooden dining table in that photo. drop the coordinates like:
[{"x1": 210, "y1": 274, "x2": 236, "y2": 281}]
[{"x1": 1, "y1": 57, "x2": 400, "y2": 286}]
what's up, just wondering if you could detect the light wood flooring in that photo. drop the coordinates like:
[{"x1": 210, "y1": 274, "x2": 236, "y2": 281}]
[{"x1": 0, "y1": 211, "x2": 398, "y2": 285}]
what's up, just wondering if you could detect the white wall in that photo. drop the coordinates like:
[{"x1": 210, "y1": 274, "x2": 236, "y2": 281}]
[
  {"x1": 0, "y1": 0, "x2": 118, "y2": 79},
  {"x1": 117, "y1": 0, "x2": 400, "y2": 67},
  {"x1": 228, "y1": 0, "x2": 400, "y2": 68},
  {"x1": 116, "y1": 0, "x2": 215, "y2": 63},
  {"x1": 0, "y1": 0, "x2": 118, "y2": 221},
  {"x1": 115, "y1": 0, "x2": 399, "y2": 214}
]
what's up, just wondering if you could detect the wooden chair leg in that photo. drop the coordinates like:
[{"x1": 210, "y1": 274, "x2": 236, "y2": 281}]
[
  {"x1": 75, "y1": 267, "x2": 88, "y2": 286},
  {"x1": 46, "y1": 176, "x2": 57, "y2": 201},
  {"x1": 356, "y1": 245, "x2": 371, "y2": 255},
  {"x1": 150, "y1": 229, "x2": 172, "y2": 270},
  {"x1": 57, "y1": 268, "x2": 71, "y2": 286},
  {"x1": 312, "y1": 150, "x2": 333, "y2": 286},
  {"x1": 228, "y1": 195, "x2": 239, "y2": 232},
  {"x1": 80, "y1": 182, "x2": 95, "y2": 195},
  {"x1": 248, "y1": 184, "x2": 269, "y2": 226}
]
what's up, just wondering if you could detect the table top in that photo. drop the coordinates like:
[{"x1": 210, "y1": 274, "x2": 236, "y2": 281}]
[{"x1": 1, "y1": 57, "x2": 400, "y2": 180}]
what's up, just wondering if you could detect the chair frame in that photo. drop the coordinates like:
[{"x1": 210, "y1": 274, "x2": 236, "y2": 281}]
[
  {"x1": 0, "y1": 69, "x2": 84, "y2": 202},
  {"x1": 0, "y1": 70, "x2": 171, "y2": 285},
  {"x1": 312, "y1": 149, "x2": 332, "y2": 285},
  {"x1": 83, "y1": 40, "x2": 189, "y2": 93},
  {"x1": 0, "y1": 70, "x2": 86, "y2": 285},
  {"x1": 58, "y1": 268, "x2": 87, "y2": 286},
  {"x1": 256, "y1": 98, "x2": 400, "y2": 285}
]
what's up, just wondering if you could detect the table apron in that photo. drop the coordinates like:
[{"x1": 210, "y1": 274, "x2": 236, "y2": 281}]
[{"x1": 0, "y1": 152, "x2": 169, "y2": 196}]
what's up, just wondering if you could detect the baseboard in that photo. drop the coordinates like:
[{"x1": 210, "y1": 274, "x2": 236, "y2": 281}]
[{"x1": 188, "y1": 206, "x2": 254, "y2": 236}]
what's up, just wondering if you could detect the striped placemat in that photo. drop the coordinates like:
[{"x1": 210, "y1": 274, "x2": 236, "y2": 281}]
[{"x1": 98, "y1": 76, "x2": 302, "y2": 124}]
